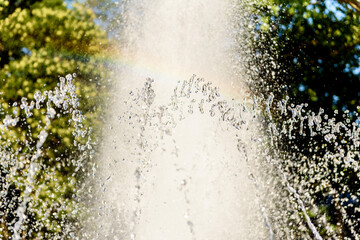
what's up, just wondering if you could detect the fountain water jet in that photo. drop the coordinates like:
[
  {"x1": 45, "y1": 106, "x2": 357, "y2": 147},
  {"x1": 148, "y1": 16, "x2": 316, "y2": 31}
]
[
  {"x1": 84, "y1": 0, "x2": 270, "y2": 239},
  {"x1": 83, "y1": 0, "x2": 360, "y2": 239},
  {"x1": 1, "y1": 0, "x2": 358, "y2": 239}
]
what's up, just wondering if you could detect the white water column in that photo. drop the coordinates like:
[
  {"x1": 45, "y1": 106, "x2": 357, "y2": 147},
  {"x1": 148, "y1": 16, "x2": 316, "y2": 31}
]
[{"x1": 87, "y1": 0, "x2": 268, "y2": 239}]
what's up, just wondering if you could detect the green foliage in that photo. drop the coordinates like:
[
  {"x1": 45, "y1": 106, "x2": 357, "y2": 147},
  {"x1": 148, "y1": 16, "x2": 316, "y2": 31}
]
[
  {"x1": 0, "y1": 0, "x2": 110, "y2": 238},
  {"x1": 250, "y1": 0, "x2": 360, "y2": 238},
  {"x1": 79, "y1": 0, "x2": 124, "y2": 41},
  {"x1": 252, "y1": 0, "x2": 360, "y2": 114}
]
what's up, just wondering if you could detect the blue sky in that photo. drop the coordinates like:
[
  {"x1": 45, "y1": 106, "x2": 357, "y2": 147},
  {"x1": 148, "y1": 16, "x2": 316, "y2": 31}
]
[{"x1": 324, "y1": 0, "x2": 347, "y2": 19}]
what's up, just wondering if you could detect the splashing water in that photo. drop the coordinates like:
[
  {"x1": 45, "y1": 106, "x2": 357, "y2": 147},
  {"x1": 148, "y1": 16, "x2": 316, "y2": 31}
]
[
  {"x1": 83, "y1": 0, "x2": 360, "y2": 239},
  {"x1": 0, "y1": 73, "x2": 92, "y2": 239},
  {"x1": 82, "y1": 0, "x2": 272, "y2": 239},
  {"x1": 2, "y1": 0, "x2": 360, "y2": 239}
]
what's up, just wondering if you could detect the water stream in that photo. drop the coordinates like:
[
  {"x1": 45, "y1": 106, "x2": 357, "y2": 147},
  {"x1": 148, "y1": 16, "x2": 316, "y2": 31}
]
[
  {"x1": 83, "y1": 0, "x2": 360, "y2": 239},
  {"x1": 1, "y1": 0, "x2": 359, "y2": 239},
  {"x1": 84, "y1": 0, "x2": 271, "y2": 239}
]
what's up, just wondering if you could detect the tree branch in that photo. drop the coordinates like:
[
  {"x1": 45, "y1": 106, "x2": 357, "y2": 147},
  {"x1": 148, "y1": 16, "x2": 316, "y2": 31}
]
[{"x1": 338, "y1": 0, "x2": 360, "y2": 13}]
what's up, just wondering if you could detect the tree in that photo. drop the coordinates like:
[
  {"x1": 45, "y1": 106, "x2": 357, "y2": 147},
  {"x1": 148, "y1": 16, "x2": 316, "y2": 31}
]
[
  {"x1": 0, "y1": 0, "x2": 110, "y2": 238},
  {"x1": 251, "y1": 0, "x2": 360, "y2": 114},
  {"x1": 339, "y1": 0, "x2": 360, "y2": 13},
  {"x1": 249, "y1": 0, "x2": 360, "y2": 238}
]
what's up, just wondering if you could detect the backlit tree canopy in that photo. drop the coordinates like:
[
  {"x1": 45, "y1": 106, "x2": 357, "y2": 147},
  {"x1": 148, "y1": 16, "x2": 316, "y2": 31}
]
[
  {"x1": 0, "y1": 0, "x2": 110, "y2": 238},
  {"x1": 252, "y1": 0, "x2": 360, "y2": 114},
  {"x1": 250, "y1": 0, "x2": 360, "y2": 237}
]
